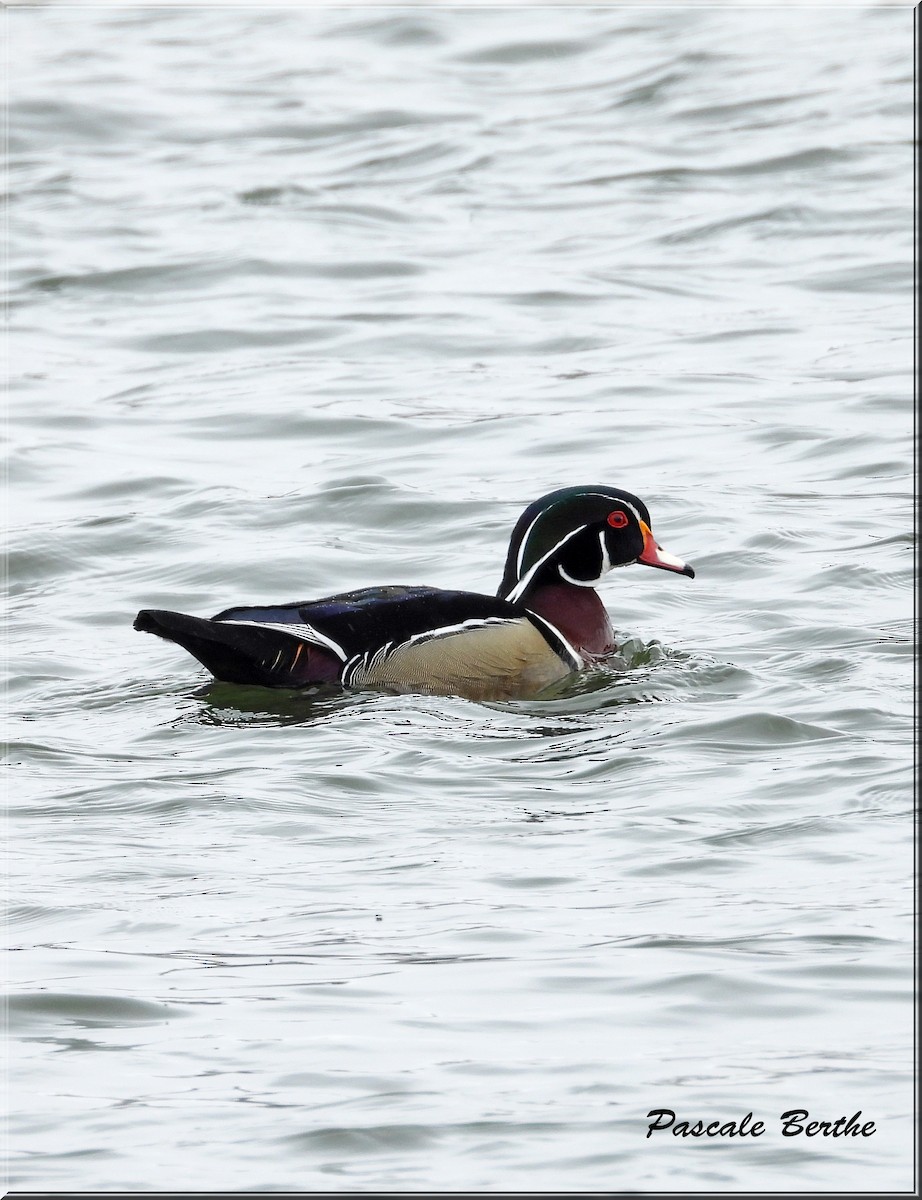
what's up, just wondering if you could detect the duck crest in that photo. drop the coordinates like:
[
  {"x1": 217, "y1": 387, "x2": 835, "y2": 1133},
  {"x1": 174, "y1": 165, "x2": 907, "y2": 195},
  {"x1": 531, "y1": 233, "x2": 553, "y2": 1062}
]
[{"x1": 498, "y1": 485, "x2": 650, "y2": 603}]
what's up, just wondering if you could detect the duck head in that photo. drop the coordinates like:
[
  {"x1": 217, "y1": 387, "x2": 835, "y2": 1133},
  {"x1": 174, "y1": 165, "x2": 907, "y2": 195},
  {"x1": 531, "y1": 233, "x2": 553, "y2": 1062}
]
[{"x1": 497, "y1": 486, "x2": 694, "y2": 655}]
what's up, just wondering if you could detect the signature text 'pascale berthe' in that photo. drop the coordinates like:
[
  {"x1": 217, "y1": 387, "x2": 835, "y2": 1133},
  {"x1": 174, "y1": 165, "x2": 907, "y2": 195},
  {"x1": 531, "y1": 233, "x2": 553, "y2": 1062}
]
[{"x1": 645, "y1": 1109, "x2": 876, "y2": 1139}]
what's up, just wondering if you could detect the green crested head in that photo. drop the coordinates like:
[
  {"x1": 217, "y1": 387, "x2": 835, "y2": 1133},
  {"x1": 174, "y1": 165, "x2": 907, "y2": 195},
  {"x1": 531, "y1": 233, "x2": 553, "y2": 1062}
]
[{"x1": 497, "y1": 485, "x2": 693, "y2": 603}]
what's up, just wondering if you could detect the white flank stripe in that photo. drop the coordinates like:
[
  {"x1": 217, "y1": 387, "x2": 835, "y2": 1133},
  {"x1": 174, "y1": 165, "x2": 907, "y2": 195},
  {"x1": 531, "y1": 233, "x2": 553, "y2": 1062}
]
[
  {"x1": 400, "y1": 616, "x2": 516, "y2": 649},
  {"x1": 343, "y1": 620, "x2": 515, "y2": 687},
  {"x1": 525, "y1": 611, "x2": 583, "y2": 671}
]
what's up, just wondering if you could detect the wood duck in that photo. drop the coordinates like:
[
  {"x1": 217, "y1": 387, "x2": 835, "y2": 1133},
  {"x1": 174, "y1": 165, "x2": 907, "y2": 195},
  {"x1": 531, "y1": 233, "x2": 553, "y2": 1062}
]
[{"x1": 134, "y1": 485, "x2": 694, "y2": 702}]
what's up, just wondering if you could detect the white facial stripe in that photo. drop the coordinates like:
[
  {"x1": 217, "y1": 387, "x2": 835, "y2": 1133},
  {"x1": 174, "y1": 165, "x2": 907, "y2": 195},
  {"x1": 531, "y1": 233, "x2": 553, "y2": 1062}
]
[
  {"x1": 511, "y1": 493, "x2": 647, "y2": 598},
  {"x1": 506, "y1": 524, "x2": 589, "y2": 602},
  {"x1": 515, "y1": 510, "x2": 546, "y2": 578},
  {"x1": 515, "y1": 491, "x2": 625, "y2": 580},
  {"x1": 551, "y1": 529, "x2": 614, "y2": 589},
  {"x1": 598, "y1": 529, "x2": 612, "y2": 575},
  {"x1": 572, "y1": 491, "x2": 635, "y2": 506},
  {"x1": 553, "y1": 490, "x2": 644, "y2": 522},
  {"x1": 218, "y1": 619, "x2": 347, "y2": 661},
  {"x1": 558, "y1": 565, "x2": 600, "y2": 587}
]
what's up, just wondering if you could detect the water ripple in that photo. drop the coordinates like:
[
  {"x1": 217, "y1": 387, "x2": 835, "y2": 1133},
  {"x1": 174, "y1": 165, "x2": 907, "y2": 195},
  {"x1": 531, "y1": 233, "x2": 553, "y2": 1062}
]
[{"x1": 8, "y1": 4, "x2": 913, "y2": 1194}]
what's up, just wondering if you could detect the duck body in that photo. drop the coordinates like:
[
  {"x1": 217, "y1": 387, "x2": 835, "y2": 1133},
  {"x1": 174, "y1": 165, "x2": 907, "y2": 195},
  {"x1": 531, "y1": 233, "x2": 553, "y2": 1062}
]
[
  {"x1": 135, "y1": 485, "x2": 694, "y2": 701},
  {"x1": 136, "y1": 585, "x2": 583, "y2": 702}
]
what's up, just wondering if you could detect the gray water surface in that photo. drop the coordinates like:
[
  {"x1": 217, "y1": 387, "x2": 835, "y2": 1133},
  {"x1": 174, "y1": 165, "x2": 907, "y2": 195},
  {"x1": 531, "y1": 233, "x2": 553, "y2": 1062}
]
[{"x1": 5, "y1": 4, "x2": 915, "y2": 1192}]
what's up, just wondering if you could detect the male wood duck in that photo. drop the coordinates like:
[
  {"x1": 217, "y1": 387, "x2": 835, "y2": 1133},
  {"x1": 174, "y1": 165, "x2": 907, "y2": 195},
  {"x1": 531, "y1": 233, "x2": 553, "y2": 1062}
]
[{"x1": 134, "y1": 485, "x2": 694, "y2": 702}]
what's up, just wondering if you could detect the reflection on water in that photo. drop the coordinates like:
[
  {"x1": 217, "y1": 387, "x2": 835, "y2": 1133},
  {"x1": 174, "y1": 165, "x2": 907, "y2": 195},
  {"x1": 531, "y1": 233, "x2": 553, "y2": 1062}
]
[{"x1": 193, "y1": 681, "x2": 356, "y2": 727}]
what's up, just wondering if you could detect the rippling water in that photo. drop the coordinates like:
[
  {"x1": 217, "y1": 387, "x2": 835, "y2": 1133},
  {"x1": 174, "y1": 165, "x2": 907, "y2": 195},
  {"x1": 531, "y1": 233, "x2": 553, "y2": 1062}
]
[{"x1": 6, "y1": 3, "x2": 914, "y2": 1192}]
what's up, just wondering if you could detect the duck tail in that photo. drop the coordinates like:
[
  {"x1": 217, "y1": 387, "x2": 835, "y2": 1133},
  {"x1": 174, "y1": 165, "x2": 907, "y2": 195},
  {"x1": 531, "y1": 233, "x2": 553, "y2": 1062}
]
[{"x1": 133, "y1": 609, "x2": 341, "y2": 688}]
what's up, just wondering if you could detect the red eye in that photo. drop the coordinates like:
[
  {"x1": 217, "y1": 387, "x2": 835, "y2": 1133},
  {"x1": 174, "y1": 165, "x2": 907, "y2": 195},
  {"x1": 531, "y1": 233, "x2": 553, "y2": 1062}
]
[{"x1": 607, "y1": 510, "x2": 629, "y2": 529}]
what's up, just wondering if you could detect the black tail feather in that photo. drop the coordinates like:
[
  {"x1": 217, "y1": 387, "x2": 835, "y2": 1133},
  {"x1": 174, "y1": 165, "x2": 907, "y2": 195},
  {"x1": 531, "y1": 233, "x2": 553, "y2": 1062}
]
[{"x1": 134, "y1": 609, "x2": 341, "y2": 688}]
